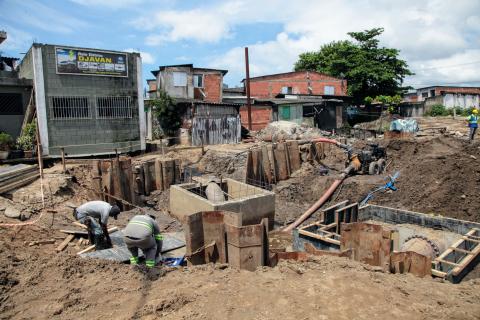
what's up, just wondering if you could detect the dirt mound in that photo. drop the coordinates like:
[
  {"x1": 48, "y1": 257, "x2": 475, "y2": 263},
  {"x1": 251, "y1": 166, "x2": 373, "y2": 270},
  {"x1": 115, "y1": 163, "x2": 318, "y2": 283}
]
[
  {"x1": 1, "y1": 228, "x2": 479, "y2": 320},
  {"x1": 370, "y1": 136, "x2": 480, "y2": 221},
  {"x1": 196, "y1": 149, "x2": 247, "y2": 181}
]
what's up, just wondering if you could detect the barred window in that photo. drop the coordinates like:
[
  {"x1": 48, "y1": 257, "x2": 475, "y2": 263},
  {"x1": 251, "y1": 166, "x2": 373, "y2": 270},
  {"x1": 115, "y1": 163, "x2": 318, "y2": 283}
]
[
  {"x1": 96, "y1": 96, "x2": 134, "y2": 119},
  {"x1": 50, "y1": 96, "x2": 90, "y2": 119}
]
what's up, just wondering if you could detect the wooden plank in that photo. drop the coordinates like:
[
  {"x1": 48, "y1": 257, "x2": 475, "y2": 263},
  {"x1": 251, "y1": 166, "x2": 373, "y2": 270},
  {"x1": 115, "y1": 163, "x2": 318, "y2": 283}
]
[
  {"x1": 0, "y1": 173, "x2": 39, "y2": 194},
  {"x1": 245, "y1": 150, "x2": 254, "y2": 183},
  {"x1": 451, "y1": 247, "x2": 472, "y2": 254},
  {"x1": 274, "y1": 143, "x2": 289, "y2": 181},
  {"x1": 298, "y1": 229, "x2": 341, "y2": 245},
  {"x1": 266, "y1": 145, "x2": 276, "y2": 184},
  {"x1": 314, "y1": 142, "x2": 325, "y2": 161},
  {"x1": 251, "y1": 149, "x2": 261, "y2": 183},
  {"x1": 72, "y1": 221, "x2": 87, "y2": 229},
  {"x1": 56, "y1": 234, "x2": 75, "y2": 252},
  {"x1": 174, "y1": 159, "x2": 181, "y2": 184},
  {"x1": 155, "y1": 159, "x2": 164, "y2": 191},
  {"x1": 77, "y1": 245, "x2": 95, "y2": 255},
  {"x1": 431, "y1": 269, "x2": 447, "y2": 278},
  {"x1": 261, "y1": 146, "x2": 273, "y2": 184},
  {"x1": 112, "y1": 159, "x2": 122, "y2": 204},
  {"x1": 162, "y1": 160, "x2": 175, "y2": 190},
  {"x1": 286, "y1": 141, "x2": 301, "y2": 172},
  {"x1": 143, "y1": 162, "x2": 151, "y2": 196},
  {"x1": 437, "y1": 259, "x2": 461, "y2": 267}
]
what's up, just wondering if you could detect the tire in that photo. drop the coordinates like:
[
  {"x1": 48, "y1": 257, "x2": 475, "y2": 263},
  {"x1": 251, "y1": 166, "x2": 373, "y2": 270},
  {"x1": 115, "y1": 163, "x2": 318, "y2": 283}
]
[
  {"x1": 377, "y1": 159, "x2": 386, "y2": 173},
  {"x1": 369, "y1": 161, "x2": 380, "y2": 175}
]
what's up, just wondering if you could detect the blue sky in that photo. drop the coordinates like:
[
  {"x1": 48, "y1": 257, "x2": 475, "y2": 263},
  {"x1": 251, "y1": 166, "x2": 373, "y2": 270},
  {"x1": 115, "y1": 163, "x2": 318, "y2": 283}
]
[{"x1": 1, "y1": 0, "x2": 480, "y2": 89}]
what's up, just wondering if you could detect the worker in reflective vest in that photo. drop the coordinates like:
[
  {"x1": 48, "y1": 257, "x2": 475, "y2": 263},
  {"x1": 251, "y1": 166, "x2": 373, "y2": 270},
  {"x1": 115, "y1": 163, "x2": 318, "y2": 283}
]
[
  {"x1": 467, "y1": 109, "x2": 478, "y2": 142},
  {"x1": 123, "y1": 215, "x2": 163, "y2": 268}
]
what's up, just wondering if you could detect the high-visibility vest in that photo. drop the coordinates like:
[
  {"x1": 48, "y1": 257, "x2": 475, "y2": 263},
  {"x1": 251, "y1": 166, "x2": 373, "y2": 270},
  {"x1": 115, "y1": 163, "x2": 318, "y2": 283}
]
[{"x1": 469, "y1": 115, "x2": 478, "y2": 125}]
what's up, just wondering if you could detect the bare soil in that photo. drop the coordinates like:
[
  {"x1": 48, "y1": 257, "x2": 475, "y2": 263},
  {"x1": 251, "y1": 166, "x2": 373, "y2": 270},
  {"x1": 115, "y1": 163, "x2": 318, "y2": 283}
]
[
  {"x1": 1, "y1": 119, "x2": 480, "y2": 319},
  {"x1": 1, "y1": 226, "x2": 479, "y2": 320}
]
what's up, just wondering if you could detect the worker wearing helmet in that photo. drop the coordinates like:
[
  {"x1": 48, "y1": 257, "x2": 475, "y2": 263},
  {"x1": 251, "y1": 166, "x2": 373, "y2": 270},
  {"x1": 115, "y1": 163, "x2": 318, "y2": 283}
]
[{"x1": 467, "y1": 108, "x2": 478, "y2": 142}]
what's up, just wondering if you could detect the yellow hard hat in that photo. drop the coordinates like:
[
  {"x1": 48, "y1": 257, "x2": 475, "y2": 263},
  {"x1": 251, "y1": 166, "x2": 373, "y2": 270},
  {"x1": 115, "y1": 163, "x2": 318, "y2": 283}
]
[{"x1": 473, "y1": 109, "x2": 479, "y2": 114}]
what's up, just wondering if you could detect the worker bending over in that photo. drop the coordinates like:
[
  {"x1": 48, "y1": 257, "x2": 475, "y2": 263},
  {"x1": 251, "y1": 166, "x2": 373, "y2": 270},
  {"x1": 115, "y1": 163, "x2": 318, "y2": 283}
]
[
  {"x1": 467, "y1": 108, "x2": 478, "y2": 142},
  {"x1": 73, "y1": 200, "x2": 121, "y2": 249},
  {"x1": 123, "y1": 215, "x2": 163, "y2": 268}
]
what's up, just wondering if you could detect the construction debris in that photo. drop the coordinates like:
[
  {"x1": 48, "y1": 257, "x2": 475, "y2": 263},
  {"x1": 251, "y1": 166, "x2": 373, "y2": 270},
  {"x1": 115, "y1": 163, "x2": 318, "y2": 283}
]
[{"x1": 0, "y1": 164, "x2": 39, "y2": 194}]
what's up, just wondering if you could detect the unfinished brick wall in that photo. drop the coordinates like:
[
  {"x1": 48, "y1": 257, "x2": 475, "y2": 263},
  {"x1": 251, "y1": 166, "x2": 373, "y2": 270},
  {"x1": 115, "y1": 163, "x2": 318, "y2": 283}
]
[
  {"x1": 147, "y1": 80, "x2": 157, "y2": 92},
  {"x1": 239, "y1": 105, "x2": 272, "y2": 130},
  {"x1": 248, "y1": 71, "x2": 347, "y2": 98},
  {"x1": 203, "y1": 73, "x2": 222, "y2": 103}
]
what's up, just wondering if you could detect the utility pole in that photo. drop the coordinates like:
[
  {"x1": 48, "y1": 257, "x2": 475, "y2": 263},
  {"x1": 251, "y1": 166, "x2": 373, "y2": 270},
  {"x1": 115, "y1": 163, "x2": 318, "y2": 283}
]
[{"x1": 244, "y1": 47, "x2": 252, "y2": 131}]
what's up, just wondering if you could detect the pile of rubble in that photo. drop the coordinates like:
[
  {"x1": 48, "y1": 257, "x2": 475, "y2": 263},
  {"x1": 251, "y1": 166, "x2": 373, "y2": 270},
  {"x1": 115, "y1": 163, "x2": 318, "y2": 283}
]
[{"x1": 255, "y1": 121, "x2": 329, "y2": 142}]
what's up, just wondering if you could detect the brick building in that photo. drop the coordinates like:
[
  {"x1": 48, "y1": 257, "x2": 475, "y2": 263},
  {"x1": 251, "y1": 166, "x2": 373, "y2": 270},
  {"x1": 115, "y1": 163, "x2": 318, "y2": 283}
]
[
  {"x1": 149, "y1": 64, "x2": 241, "y2": 145},
  {"x1": 17, "y1": 43, "x2": 145, "y2": 157},
  {"x1": 151, "y1": 64, "x2": 226, "y2": 103},
  {"x1": 244, "y1": 71, "x2": 347, "y2": 99}
]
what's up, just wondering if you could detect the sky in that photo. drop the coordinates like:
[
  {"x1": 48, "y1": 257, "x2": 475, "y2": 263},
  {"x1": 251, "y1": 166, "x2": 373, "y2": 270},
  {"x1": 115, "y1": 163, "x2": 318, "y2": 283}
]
[{"x1": 1, "y1": 0, "x2": 479, "y2": 90}]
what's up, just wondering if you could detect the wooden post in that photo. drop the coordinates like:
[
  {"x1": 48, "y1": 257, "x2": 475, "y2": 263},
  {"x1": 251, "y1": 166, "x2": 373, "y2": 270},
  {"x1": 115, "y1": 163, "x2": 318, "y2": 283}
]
[
  {"x1": 61, "y1": 148, "x2": 67, "y2": 174},
  {"x1": 35, "y1": 118, "x2": 43, "y2": 179}
]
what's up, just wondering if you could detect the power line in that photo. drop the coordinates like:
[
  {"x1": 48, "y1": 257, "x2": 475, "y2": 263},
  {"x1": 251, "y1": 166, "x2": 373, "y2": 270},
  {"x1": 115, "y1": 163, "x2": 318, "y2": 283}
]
[{"x1": 411, "y1": 60, "x2": 480, "y2": 72}]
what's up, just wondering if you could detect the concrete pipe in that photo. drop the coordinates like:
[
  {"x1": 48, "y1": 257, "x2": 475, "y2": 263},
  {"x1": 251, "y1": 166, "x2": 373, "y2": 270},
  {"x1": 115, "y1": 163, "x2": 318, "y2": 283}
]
[{"x1": 400, "y1": 235, "x2": 442, "y2": 258}]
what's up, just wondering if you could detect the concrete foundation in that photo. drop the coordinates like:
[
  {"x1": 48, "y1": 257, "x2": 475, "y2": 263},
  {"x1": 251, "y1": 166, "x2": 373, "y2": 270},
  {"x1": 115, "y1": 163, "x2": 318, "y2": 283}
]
[{"x1": 170, "y1": 178, "x2": 275, "y2": 229}]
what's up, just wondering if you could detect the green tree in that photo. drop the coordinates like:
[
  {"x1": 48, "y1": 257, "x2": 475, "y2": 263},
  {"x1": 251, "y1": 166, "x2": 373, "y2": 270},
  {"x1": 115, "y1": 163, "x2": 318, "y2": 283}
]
[
  {"x1": 148, "y1": 91, "x2": 181, "y2": 138},
  {"x1": 294, "y1": 28, "x2": 413, "y2": 103}
]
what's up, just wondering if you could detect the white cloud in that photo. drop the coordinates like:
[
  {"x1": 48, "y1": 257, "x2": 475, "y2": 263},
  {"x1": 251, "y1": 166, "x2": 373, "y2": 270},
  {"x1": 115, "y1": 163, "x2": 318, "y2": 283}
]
[
  {"x1": 123, "y1": 48, "x2": 155, "y2": 64},
  {"x1": 70, "y1": 0, "x2": 144, "y2": 9},
  {"x1": 0, "y1": 0, "x2": 89, "y2": 35},
  {"x1": 199, "y1": 0, "x2": 480, "y2": 87},
  {"x1": 0, "y1": 26, "x2": 34, "y2": 52}
]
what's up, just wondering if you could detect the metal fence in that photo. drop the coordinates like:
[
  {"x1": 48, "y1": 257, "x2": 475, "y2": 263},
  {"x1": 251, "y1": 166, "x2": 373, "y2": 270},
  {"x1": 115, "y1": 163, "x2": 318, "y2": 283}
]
[{"x1": 191, "y1": 115, "x2": 241, "y2": 146}]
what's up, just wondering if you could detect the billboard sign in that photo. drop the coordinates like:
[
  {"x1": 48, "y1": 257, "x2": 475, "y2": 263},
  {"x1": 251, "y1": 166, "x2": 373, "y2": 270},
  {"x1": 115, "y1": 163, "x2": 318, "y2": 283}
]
[{"x1": 55, "y1": 46, "x2": 128, "y2": 77}]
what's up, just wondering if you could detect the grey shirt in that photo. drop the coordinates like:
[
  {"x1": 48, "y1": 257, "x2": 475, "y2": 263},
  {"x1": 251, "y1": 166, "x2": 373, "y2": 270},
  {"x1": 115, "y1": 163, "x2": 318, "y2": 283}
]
[
  {"x1": 124, "y1": 215, "x2": 160, "y2": 239},
  {"x1": 76, "y1": 201, "x2": 112, "y2": 225}
]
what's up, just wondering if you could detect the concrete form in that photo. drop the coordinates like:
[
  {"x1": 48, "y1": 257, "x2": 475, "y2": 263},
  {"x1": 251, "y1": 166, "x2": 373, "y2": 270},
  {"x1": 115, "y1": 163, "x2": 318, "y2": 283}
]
[
  {"x1": 170, "y1": 178, "x2": 275, "y2": 229},
  {"x1": 293, "y1": 203, "x2": 480, "y2": 283}
]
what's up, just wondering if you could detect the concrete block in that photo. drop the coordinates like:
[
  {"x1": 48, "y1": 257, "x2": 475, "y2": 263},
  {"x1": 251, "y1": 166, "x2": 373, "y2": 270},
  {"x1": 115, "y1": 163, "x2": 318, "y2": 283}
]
[{"x1": 170, "y1": 178, "x2": 275, "y2": 229}]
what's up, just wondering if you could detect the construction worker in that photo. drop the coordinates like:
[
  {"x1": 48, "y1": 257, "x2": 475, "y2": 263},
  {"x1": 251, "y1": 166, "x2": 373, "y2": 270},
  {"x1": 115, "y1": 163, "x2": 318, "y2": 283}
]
[
  {"x1": 73, "y1": 200, "x2": 121, "y2": 249},
  {"x1": 467, "y1": 108, "x2": 478, "y2": 141},
  {"x1": 123, "y1": 215, "x2": 163, "y2": 268}
]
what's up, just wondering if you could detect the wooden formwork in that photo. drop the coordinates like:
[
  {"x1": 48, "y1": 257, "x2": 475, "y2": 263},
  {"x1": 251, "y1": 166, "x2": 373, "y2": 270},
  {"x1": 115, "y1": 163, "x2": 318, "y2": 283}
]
[
  {"x1": 432, "y1": 228, "x2": 480, "y2": 283},
  {"x1": 245, "y1": 141, "x2": 328, "y2": 186}
]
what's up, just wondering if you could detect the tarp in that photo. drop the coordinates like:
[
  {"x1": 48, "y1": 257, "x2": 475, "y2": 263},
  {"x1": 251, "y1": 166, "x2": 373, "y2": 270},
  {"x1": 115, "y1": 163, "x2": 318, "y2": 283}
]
[
  {"x1": 80, "y1": 231, "x2": 186, "y2": 262},
  {"x1": 390, "y1": 119, "x2": 419, "y2": 133}
]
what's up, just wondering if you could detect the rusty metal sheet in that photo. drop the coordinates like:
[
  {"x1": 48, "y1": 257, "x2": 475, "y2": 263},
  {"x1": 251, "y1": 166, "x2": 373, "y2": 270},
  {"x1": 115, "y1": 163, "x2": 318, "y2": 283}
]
[
  {"x1": 340, "y1": 222, "x2": 393, "y2": 270},
  {"x1": 225, "y1": 223, "x2": 263, "y2": 248},
  {"x1": 390, "y1": 251, "x2": 431, "y2": 277}
]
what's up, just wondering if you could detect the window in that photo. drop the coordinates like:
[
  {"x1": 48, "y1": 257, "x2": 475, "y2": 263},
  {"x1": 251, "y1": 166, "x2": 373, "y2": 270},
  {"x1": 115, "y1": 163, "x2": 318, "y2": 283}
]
[
  {"x1": 430, "y1": 89, "x2": 435, "y2": 97},
  {"x1": 422, "y1": 92, "x2": 428, "y2": 98},
  {"x1": 0, "y1": 93, "x2": 23, "y2": 115},
  {"x1": 173, "y1": 72, "x2": 187, "y2": 86},
  {"x1": 281, "y1": 86, "x2": 293, "y2": 94},
  {"x1": 96, "y1": 96, "x2": 135, "y2": 119},
  {"x1": 324, "y1": 86, "x2": 335, "y2": 95},
  {"x1": 193, "y1": 74, "x2": 203, "y2": 88},
  {"x1": 50, "y1": 96, "x2": 90, "y2": 119}
]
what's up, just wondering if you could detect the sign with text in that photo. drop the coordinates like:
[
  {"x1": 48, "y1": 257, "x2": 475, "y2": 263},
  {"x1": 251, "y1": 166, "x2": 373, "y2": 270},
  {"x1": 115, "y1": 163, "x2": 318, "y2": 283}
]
[{"x1": 55, "y1": 47, "x2": 128, "y2": 77}]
